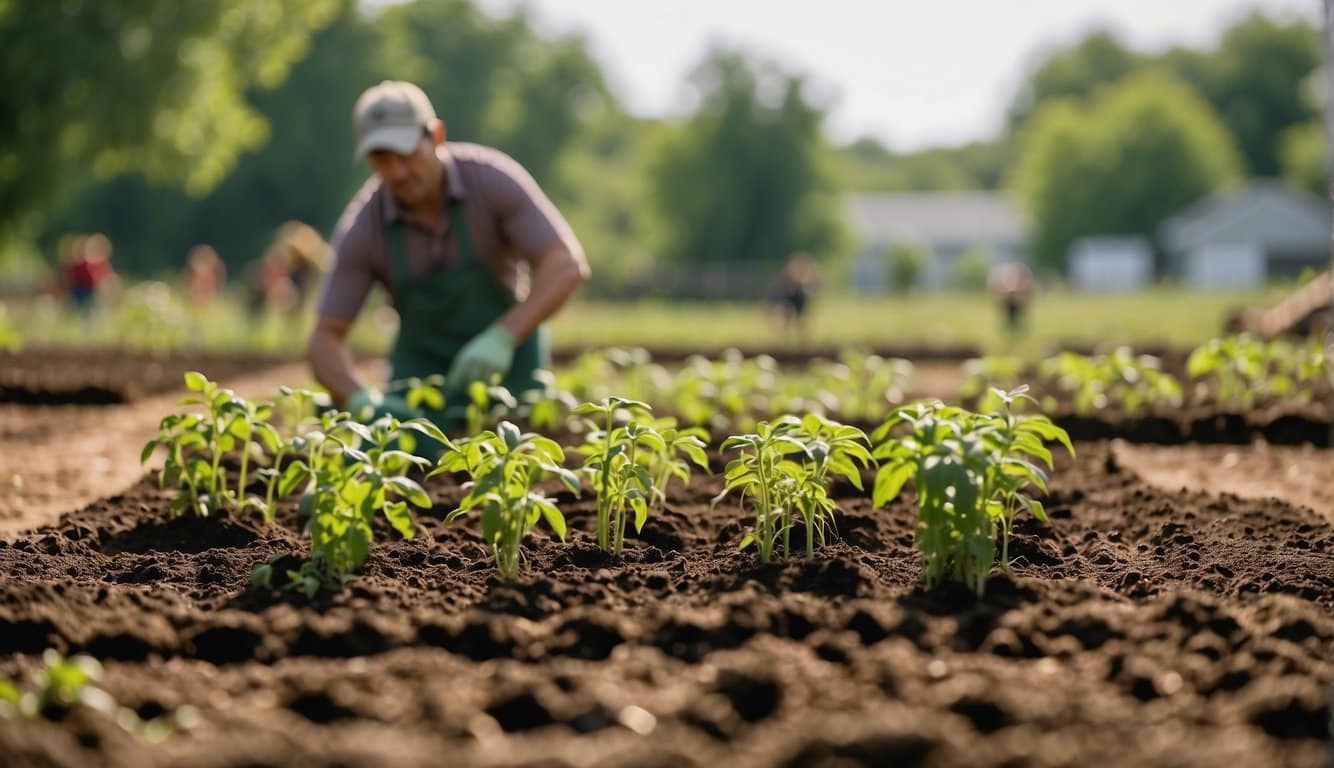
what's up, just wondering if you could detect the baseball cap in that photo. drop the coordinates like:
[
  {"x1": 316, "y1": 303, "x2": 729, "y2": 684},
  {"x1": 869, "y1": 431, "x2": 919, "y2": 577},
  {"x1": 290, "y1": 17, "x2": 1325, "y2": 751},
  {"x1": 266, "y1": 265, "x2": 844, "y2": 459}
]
[{"x1": 353, "y1": 80, "x2": 437, "y2": 161}]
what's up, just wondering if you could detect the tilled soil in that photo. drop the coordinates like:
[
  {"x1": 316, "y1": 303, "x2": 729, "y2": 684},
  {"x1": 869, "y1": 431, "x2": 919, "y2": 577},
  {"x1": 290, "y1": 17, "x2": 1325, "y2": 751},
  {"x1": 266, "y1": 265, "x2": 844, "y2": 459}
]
[
  {"x1": 0, "y1": 443, "x2": 1330, "y2": 768},
  {"x1": 0, "y1": 349, "x2": 298, "y2": 405}
]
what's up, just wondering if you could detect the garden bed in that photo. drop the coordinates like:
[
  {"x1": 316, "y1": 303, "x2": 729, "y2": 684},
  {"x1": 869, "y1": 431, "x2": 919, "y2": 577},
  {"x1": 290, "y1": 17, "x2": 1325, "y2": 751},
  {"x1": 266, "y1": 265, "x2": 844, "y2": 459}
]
[
  {"x1": 0, "y1": 441, "x2": 1329, "y2": 768},
  {"x1": 0, "y1": 349, "x2": 297, "y2": 405}
]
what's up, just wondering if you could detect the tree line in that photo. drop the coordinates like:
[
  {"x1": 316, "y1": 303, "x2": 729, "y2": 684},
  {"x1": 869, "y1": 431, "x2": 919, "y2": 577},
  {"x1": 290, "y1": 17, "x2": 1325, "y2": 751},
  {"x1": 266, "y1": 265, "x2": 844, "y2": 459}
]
[{"x1": 0, "y1": 2, "x2": 1320, "y2": 290}]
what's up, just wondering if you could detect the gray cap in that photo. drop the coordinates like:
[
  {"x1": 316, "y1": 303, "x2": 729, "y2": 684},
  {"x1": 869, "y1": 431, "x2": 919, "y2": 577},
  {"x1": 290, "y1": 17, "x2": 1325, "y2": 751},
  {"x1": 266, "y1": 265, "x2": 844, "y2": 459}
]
[{"x1": 353, "y1": 80, "x2": 437, "y2": 161}]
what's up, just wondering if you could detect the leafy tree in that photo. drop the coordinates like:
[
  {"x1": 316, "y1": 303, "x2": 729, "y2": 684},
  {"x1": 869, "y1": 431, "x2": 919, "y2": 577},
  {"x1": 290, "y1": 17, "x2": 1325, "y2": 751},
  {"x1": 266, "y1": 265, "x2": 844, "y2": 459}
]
[
  {"x1": 0, "y1": 0, "x2": 338, "y2": 239},
  {"x1": 1007, "y1": 30, "x2": 1141, "y2": 130},
  {"x1": 1279, "y1": 121, "x2": 1326, "y2": 198},
  {"x1": 886, "y1": 241, "x2": 927, "y2": 292},
  {"x1": 42, "y1": 0, "x2": 379, "y2": 276},
  {"x1": 648, "y1": 49, "x2": 846, "y2": 273},
  {"x1": 837, "y1": 137, "x2": 1009, "y2": 192},
  {"x1": 1201, "y1": 12, "x2": 1319, "y2": 176},
  {"x1": 1010, "y1": 72, "x2": 1242, "y2": 274},
  {"x1": 1007, "y1": 14, "x2": 1319, "y2": 177},
  {"x1": 39, "y1": 0, "x2": 615, "y2": 278}
]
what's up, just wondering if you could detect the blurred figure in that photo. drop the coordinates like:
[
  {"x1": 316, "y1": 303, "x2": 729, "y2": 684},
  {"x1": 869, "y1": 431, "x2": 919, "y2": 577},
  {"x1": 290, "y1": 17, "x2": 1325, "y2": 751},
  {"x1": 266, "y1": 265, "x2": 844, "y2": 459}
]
[
  {"x1": 243, "y1": 245, "x2": 298, "y2": 317},
  {"x1": 60, "y1": 233, "x2": 118, "y2": 314},
  {"x1": 770, "y1": 252, "x2": 818, "y2": 340},
  {"x1": 277, "y1": 220, "x2": 330, "y2": 305},
  {"x1": 987, "y1": 261, "x2": 1035, "y2": 337},
  {"x1": 183, "y1": 244, "x2": 227, "y2": 307}
]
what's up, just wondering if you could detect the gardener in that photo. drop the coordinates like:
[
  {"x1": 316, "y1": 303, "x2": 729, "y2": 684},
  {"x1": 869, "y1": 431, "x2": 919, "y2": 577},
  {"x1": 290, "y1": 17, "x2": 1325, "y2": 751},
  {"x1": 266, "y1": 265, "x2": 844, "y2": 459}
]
[{"x1": 308, "y1": 80, "x2": 589, "y2": 429}]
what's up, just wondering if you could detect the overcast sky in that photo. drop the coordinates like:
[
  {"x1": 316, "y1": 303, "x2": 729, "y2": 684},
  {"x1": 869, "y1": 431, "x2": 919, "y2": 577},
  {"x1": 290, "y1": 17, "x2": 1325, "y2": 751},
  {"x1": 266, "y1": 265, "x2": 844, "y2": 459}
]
[{"x1": 472, "y1": 0, "x2": 1319, "y2": 151}]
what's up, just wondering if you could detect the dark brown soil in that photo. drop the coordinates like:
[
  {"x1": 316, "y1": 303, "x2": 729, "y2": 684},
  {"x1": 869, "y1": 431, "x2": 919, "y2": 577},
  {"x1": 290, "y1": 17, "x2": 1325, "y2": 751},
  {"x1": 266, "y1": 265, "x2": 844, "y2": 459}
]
[
  {"x1": 0, "y1": 443, "x2": 1330, "y2": 768},
  {"x1": 0, "y1": 349, "x2": 296, "y2": 405}
]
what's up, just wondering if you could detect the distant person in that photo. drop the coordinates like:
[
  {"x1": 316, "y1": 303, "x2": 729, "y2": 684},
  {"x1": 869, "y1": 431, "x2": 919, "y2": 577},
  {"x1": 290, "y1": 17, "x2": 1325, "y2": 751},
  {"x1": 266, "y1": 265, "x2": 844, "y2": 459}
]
[
  {"x1": 61, "y1": 233, "x2": 118, "y2": 314},
  {"x1": 184, "y1": 244, "x2": 227, "y2": 307},
  {"x1": 987, "y1": 261, "x2": 1035, "y2": 336},
  {"x1": 770, "y1": 252, "x2": 818, "y2": 340},
  {"x1": 243, "y1": 245, "x2": 298, "y2": 317},
  {"x1": 277, "y1": 220, "x2": 331, "y2": 305}
]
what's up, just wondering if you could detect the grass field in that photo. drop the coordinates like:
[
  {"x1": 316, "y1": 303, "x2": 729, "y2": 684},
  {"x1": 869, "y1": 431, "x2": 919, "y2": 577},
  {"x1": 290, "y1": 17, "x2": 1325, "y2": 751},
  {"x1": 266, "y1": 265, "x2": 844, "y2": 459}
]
[
  {"x1": 3, "y1": 285, "x2": 1293, "y2": 358},
  {"x1": 551, "y1": 287, "x2": 1291, "y2": 356}
]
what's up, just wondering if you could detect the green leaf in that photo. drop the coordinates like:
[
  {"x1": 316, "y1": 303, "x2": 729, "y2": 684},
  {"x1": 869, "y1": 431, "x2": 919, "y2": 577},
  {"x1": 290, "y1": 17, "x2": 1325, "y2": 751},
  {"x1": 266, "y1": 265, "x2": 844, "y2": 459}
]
[
  {"x1": 480, "y1": 504, "x2": 504, "y2": 541},
  {"x1": 184, "y1": 371, "x2": 208, "y2": 392},
  {"x1": 632, "y1": 494, "x2": 648, "y2": 533},
  {"x1": 384, "y1": 500, "x2": 416, "y2": 539},
  {"x1": 872, "y1": 461, "x2": 914, "y2": 508},
  {"x1": 538, "y1": 500, "x2": 566, "y2": 540},
  {"x1": 738, "y1": 533, "x2": 755, "y2": 551},
  {"x1": 385, "y1": 476, "x2": 432, "y2": 508}
]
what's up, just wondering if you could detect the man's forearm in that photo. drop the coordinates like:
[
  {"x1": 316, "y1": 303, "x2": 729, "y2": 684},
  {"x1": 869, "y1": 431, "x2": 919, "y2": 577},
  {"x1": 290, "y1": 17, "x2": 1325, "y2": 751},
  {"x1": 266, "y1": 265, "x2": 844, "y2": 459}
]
[
  {"x1": 308, "y1": 326, "x2": 365, "y2": 404},
  {"x1": 496, "y1": 242, "x2": 588, "y2": 341}
]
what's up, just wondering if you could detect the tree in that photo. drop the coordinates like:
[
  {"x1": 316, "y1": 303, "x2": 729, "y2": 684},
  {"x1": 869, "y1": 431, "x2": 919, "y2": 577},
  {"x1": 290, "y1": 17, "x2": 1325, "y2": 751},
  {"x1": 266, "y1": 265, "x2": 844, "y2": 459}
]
[
  {"x1": 886, "y1": 241, "x2": 927, "y2": 292},
  {"x1": 1007, "y1": 30, "x2": 1141, "y2": 129},
  {"x1": 0, "y1": 0, "x2": 338, "y2": 239},
  {"x1": 1202, "y1": 12, "x2": 1320, "y2": 176},
  {"x1": 1007, "y1": 14, "x2": 1320, "y2": 177},
  {"x1": 647, "y1": 49, "x2": 846, "y2": 276},
  {"x1": 1010, "y1": 72, "x2": 1242, "y2": 274},
  {"x1": 39, "y1": 0, "x2": 616, "y2": 278},
  {"x1": 1278, "y1": 121, "x2": 1326, "y2": 198},
  {"x1": 837, "y1": 137, "x2": 1009, "y2": 192}
]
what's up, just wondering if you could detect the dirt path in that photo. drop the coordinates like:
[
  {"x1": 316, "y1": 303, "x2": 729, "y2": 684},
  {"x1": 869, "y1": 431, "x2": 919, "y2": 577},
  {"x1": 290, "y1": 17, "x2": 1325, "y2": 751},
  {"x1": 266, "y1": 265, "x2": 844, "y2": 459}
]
[
  {"x1": 0, "y1": 362, "x2": 359, "y2": 540},
  {"x1": 1112, "y1": 440, "x2": 1334, "y2": 523}
]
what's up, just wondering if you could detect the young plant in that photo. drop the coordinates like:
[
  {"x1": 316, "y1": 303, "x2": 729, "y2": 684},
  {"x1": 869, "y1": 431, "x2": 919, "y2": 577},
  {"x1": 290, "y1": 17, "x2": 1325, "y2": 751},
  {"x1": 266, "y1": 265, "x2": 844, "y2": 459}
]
[
  {"x1": 789, "y1": 413, "x2": 872, "y2": 558},
  {"x1": 1188, "y1": 333, "x2": 1329, "y2": 408},
  {"x1": 714, "y1": 417, "x2": 809, "y2": 564},
  {"x1": 286, "y1": 413, "x2": 448, "y2": 595},
  {"x1": 0, "y1": 649, "x2": 196, "y2": 742},
  {"x1": 640, "y1": 419, "x2": 711, "y2": 514},
  {"x1": 462, "y1": 379, "x2": 519, "y2": 436},
  {"x1": 434, "y1": 421, "x2": 579, "y2": 580},
  {"x1": 517, "y1": 369, "x2": 580, "y2": 432},
  {"x1": 1039, "y1": 348, "x2": 1181, "y2": 416},
  {"x1": 572, "y1": 397, "x2": 664, "y2": 555},
  {"x1": 141, "y1": 371, "x2": 279, "y2": 518},
  {"x1": 871, "y1": 388, "x2": 1072, "y2": 595}
]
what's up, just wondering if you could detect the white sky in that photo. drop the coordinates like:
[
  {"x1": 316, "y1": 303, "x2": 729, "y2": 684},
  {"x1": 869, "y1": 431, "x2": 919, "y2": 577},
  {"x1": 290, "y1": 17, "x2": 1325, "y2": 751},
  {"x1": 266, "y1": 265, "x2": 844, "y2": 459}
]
[{"x1": 474, "y1": 0, "x2": 1319, "y2": 151}]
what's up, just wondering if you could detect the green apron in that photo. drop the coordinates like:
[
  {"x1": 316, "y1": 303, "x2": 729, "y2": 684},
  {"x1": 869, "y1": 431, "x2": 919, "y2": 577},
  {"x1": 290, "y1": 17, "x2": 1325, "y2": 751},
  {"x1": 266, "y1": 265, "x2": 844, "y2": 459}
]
[{"x1": 384, "y1": 194, "x2": 549, "y2": 431}]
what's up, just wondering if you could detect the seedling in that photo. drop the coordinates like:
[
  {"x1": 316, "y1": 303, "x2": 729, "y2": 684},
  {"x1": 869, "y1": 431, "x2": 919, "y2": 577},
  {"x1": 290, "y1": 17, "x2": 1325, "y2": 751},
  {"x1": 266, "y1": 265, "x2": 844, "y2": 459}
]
[
  {"x1": 0, "y1": 649, "x2": 196, "y2": 742},
  {"x1": 1039, "y1": 348, "x2": 1181, "y2": 416},
  {"x1": 141, "y1": 372, "x2": 279, "y2": 518},
  {"x1": 957, "y1": 356, "x2": 1026, "y2": 409},
  {"x1": 572, "y1": 398, "x2": 673, "y2": 555},
  {"x1": 285, "y1": 412, "x2": 449, "y2": 595},
  {"x1": 812, "y1": 351, "x2": 913, "y2": 421},
  {"x1": 789, "y1": 413, "x2": 872, "y2": 558},
  {"x1": 714, "y1": 417, "x2": 809, "y2": 563},
  {"x1": 517, "y1": 369, "x2": 580, "y2": 432},
  {"x1": 434, "y1": 421, "x2": 580, "y2": 580},
  {"x1": 1188, "y1": 334, "x2": 1328, "y2": 408},
  {"x1": 463, "y1": 379, "x2": 519, "y2": 436},
  {"x1": 872, "y1": 388, "x2": 1072, "y2": 595},
  {"x1": 641, "y1": 419, "x2": 711, "y2": 514}
]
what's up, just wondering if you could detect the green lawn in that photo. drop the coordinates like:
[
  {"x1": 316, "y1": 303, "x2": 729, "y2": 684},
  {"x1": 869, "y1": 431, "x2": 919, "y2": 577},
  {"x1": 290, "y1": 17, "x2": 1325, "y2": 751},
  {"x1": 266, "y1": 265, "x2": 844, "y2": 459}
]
[
  {"x1": 551, "y1": 288, "x2": 1289, "y2": 356},
  {"x1": 3, "y1": 285, "x2": 1290, "y2": 358}
]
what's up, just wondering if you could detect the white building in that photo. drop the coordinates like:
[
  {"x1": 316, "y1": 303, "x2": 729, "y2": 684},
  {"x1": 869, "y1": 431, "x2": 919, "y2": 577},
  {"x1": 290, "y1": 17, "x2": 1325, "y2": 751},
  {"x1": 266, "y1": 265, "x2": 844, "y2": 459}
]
[
  {"x1": 1068, "y1": 236, "x2": 1154, "y2": 292},
  {"x1": 845, "y1": 192, "x2": 1030, "y2": 291},
  {"x1": 1159, "y1": 181, "x2": 1330, "y2": 289}
]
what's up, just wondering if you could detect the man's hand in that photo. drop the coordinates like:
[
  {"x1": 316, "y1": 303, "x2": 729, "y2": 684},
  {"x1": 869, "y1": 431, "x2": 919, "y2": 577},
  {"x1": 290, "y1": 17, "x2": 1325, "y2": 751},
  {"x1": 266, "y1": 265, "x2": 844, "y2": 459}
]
[
  {"x1": 445, "y1": 324, "x2": 516, "y2": 393},
  {"x1": 347, "y1": 387, "x2": 421, "y2": 422}
]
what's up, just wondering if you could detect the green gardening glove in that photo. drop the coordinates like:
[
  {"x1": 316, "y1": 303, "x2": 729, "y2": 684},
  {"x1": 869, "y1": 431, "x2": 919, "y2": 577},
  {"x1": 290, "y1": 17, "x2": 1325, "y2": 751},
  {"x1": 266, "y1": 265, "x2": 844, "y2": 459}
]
[
  {"x1": 445, "y1": 324, "x2": 516, "y2": 394},
  {"x1": 346, "y1": 387, "x2": 420, "y2": 423}
]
